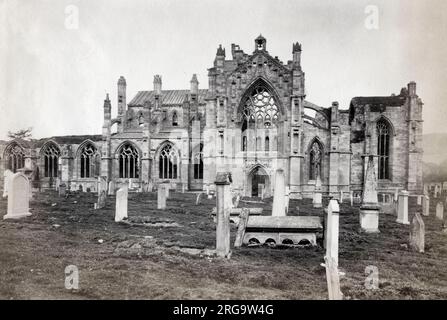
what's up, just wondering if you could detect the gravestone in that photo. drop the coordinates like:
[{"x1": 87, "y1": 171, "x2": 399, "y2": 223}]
[
  {"x1": 234, "y1": 208, "x2": 250, "y2": 248},
  {"x1": 234, "y1": 194, "x2": 241, "y2": 208},
  {"x1": 158, "y1": 184, "x2": 167, "y2": 210},
  {"x1": 339, "y1": 190, "x2": 343, "y2": 203},
  {"x1": 409, "y1": 213, "x2": 425, "y2": 253},
  {"x1": 324, "y1": 256, "x2": 343, "y2": 300},
  {"x1": 272, "y1": 169, "x2": 286, "y2": 216},
  {"x1": 325, "y1": 200, "x2": 340, "y2": 266},
  {"x1": 417, "y1": 195, "x2": 422, "y2": 206},
  {"x1": 258, "y1": 183, "x2": 264, "y2": 198},
  {"x1": 55, "y1": 178, "x2": 61, "y2": 192},
  {"x1": 108, "y1": 181, "x2": 115, "y2": 196},
  {"x1": 59, "y1": 183, "x2": 67, "y2": 197},
  {"x1": 115, "y1": 186, "x2": 128, "y2": 222},
  {"x1": 422, "y1": 195, "x2": 430, "y2": 216},
  {"x1": 4, "y1": 173, "x2": 32, "y2": 219},
  {"x1": 195, "y1": 193, "x2": 202, "y2": 205},
  {"x1": 215, "y1": 172, "x2": 232, "y2": 258},
  {"x1": 436, "y1": 202, "x2": 444, "y2": 220},
  {"x1": 312, "y1": 176, "x2": 322, "y2": 209},
  {"x1": 359, "y1": 156, "x2": 380, "y2": 233},
  {"x1": 96, "y1": 190, "x2": 106, "y2": 209},
  {"x1": 350, "y1": 191, "x2": 354, "y2": 207},
  {"x1": 394, "y1": 188, "x2": 399, "y2": 202},
  {"x1": 3, "y1": 169, "x2": 13, "y2": 198},
  {"x1": 396, "y1": 190, "x2": 409, "y2": 224}
]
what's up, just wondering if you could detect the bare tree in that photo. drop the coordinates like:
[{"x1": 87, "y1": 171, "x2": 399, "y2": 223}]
[{"x1": 7, "y1": 127, "x2": 33, "y2": 140}]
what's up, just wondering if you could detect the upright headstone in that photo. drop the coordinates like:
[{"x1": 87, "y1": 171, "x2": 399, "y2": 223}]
[
  {"x1": 4, "y1": 173, "x2": 32, "y2": 219},
  {"x1": 58, "y1": 183, "x2": 67, "y2": 197},
  {"x1": 325, "y1": 200, "x2": 340, "y2": 266},
  {"x1": 285, "y1": 186, "x2": 290, "y2": 214},
  {"x1": 55, "y1": 178, "x2": 61, "y2": 192},
  {"x1": 115, "y1": 186, "x2": 128, "y2": 222},
  {"x1": 422, "y1": 195, "x2": 430, "y2": 216},
  {"x1": 3, "y1": 169, "x2": 13, "y2": 198},
  {"x1": 313, "y1": 176, "x2": 323, "y2": 209},
  {"x1": 409, "y1": 213, "x2": 425, "y2": 253},
  {"x1": 96, "y1": 190, "x2": 106, "y2": 209},
  {"x1": 324, "y1": 256, "x2": 343, "y2": 300},
  {"x1": 339, "y1": 190, "x2": 344, "y2": 204},
  {"x1": 436, "y1": 201, "x2": 444, "y2": 220},
  {"x1": 258, "y1": 183, "x2": 264, "y2": 198},
  {"x1": 396, "y1": 190, "x2": 410, "y2": 224},
  {"x1": 234, "y1": 194, "x2": 241, "y2": 208},
  {"x1": 158, "y1": 184, "x2": 167, "y2": 210},
  {"x1": 215, "y1": 172, "x2": 232, "y2": 258},
  {"x1": 394, "y1": 188, "x2": 399, "y2": 202},
  {"x1": 108, "y1": 181, "x2": 115, "y2": 196},
  {"x1": 272, "y1": 169, "x2": 286, "y2": 216},
  {"x1": 350, "y1": 191, "x2": 354, "y2": 207},
  {"x1": 359, "y1": 156, "x2": 380, "y2": 233},
  {"x1": 234, "y1": 208, "x2": 250, "y2": 248}
]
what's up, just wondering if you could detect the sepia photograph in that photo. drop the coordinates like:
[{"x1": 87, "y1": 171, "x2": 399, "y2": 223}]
[{"x1": 0, "y1": 0, "x2": 446, "y2": 311}]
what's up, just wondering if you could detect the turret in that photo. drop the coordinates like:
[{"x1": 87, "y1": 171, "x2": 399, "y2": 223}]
[
  {"x1": 154, "y1": 75, "x2": 162, "y2": 96},
  {"x1": 214, "y1": 45, "x2": 225, "y2": 69},
  {"x1": 255, "y1": 34, "x2": 266, "y2": 51},
  {"x1": 292, "y1": 42, "x2": 302, "y2": 67},
  {"x1": 117, "y1": 76, "x2": 126, "y2": 116},
  {"x1": 102, "y1": 93, "x2": 111, "y2": 138},
  {"x1": 190, "y1": 74, "x2": 199, "y2": 96}
]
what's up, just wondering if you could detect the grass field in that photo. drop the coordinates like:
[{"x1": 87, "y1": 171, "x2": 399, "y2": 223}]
[{"x1": 0, "y1": 191, "x2": 446, "y2": 300}]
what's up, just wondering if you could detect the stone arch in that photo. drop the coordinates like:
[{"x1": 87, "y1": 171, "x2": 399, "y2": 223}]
[
  {"x1": 307, "y1": 137, "x2": 325, "y2": 181},
  {"x1": 3, "y1": 141, "x2": 26, "y2": 173},
  {"x1": 75, "y1": 140, "x2": 100, "y2": 179},
  {"x1": 375, "y1": 116, "x2": 394, "y2": 180},
  {"x1": 156, "y1": 141, "x2": 180, "y2": 180},
  {"x1": 246, "y1": 164, "x2": 271, "y2": 197},
  {"x1": 115, "y1": 141, "x2": 141, "y2": 179},
  {"x1": 39, "y1": 140, "x2": 61, "y2": 179}
]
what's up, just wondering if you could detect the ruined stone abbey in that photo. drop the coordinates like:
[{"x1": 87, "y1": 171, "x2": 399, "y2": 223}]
[{"x1": 1, "y1": 36, "x2": 424, "y2": 199}]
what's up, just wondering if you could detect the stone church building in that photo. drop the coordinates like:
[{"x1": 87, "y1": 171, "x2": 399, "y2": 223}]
[{"x1": 1, "y1": 36, "x2": 424, "y2": 199}]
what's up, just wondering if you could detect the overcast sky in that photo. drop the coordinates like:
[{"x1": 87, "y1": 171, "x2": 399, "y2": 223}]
[{"x1": 1, "y1": 0, "x2": 446, "y2": 139}]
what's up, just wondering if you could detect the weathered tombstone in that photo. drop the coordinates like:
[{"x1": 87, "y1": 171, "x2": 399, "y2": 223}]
[
  {"x1": 350, "y1": 191, "x2": 354, "y2": 207},
  {"x1": 409, "y1": 213, "x2": 425, "y2": 253},
  {"x1": 108, "y1": 181, "x2": 115, "y2": 196},
  {"x1": 55, "y1": 177, "x2": 61, "y2": 192},
  {"x1": 58, "y1": 183, "x2": 67, "y2": 197},
  {"x1": 324, "y1": 256, "x2": 343, "y2": 300},
  {"x1": 325, "y1": 200, "x2": 340, "y2": 266},
  {"x1": 182, "y1": 183, "x2": 186, "y2": 193},
  {"x1": 396, "y1": 190, "x2": 409, "y2": 224},
  {"x1": 195, "y1": 193, "x2": 202, "y2": 205},
  {"x1": 157, "y1": 184, "x2": 167, "y2": 210},
  {"x1": 359, "y1": 156, "x2": 380, "y2": 233},
  {"x1": 422, "y1": 195, "x2": 430, "y2": 216},
  {"x1": 3, "y1": 169, "x2": 13, "y2": 198},
  {"x1": 394, "y1": 188, "x2": 399, "y2": 202},
  {"x1": 436, "y1": 201, "x2": 444, "y2": 220},
  {"x1": 234, "y1": 208, "x2": 250, "y2": 248},
  {"x1": 215, "y1": 172, "x2": 232, "y2": 258},
  {"x1": 96, "y1": 190, "x2": 106, "y2": 209},
  {"x1": 115, "y1": 186, "x2": 128, "y2": 222},
  {"x1": 165, "y1": 185, "x2": 170, "y2": 199},
  {"x1": 4, "y1": 173, "x2": 32, "y2": 219},
  {"x1": 272, "y1": 169, "x2": 286, "y2": 216},
  {"x1": 339, "y1": 190, "x2": 343, "y2": 203},
  {"x1": 312, "y1": 176, "x2": 322, "y2": 209}
]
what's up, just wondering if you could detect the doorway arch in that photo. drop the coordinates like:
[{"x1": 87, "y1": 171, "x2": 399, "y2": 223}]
[{"x1": 246, "y1": 165, "x2": 270, "y2": 197}]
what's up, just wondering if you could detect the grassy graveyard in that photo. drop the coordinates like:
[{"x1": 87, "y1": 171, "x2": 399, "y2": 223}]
[{"x1": 0, "y1": 191, "x2": 446, "y2": 300}]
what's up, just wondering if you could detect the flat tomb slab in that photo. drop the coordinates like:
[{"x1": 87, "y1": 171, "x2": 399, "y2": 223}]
[{"x1": 245, "y1": 216, "x2": 322, "y2": 230}]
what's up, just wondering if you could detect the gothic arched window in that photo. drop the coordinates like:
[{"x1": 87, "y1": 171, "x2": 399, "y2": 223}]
[
  {"x1": 118, "y1": 143, "x2": 139, "y2": 178},
  {"x1": 242, "y1": 136, "x2": 247, "y2": 151},
  {"x1": 265, "y1": 136, "x2": 270, "y2": 152},
  {"x1": 377, "y1": 120, "x2": 391, "y2": 180},
  {"x1": 193, "y1": 144, "x2": 203, "y2": 180},
  {"x1": 42, "y1": 143, "x2": 61, "y2": 178},
  {"x1": 242, "y1": 86, "x2": 279, "y2": 128},
  {"x1": 5, "y1": 143, "x2": 25, "y2": 173},
  {"x1": 309, "y1": 141, "x2": 322, "y2": 180},
  {"x1": 159, "y1": 144, "x2": 178, "y2": 179},
  {"x1": 79, "y1": 143, "x2": 99, "y2": 178},
  {"x1": 172, "y1": 111, "x2": 178, "y2": 126}
]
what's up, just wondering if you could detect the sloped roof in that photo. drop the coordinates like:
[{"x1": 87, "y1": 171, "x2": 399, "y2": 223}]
[
  {"x1": 350, "y1": 95, "x2": 406, "y2": 108},
  {"x1": 129, "y1": 89, "x2": 208, "y2": 106},
  {"x1": 34, "y1": 135, "x2": 102, "y2": 147}
]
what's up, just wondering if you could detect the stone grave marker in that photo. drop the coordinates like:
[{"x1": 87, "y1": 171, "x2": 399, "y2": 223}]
[
  {"x1": 158, "y1": 184, "x2": 167, "y2": 210},
  {"x1": 359, "y1": 156, "x2": 379, "y2": 233},
  {"x1": 115, "y1": 186, "x2": 128, "y2": 222},
  {"x1": 325, "y1": 199, "x2": 340, "y2": 266},
  {"x1": 324, "y1": 256, "x2": 343, "y2": 300},
  {"x1": 272, "y1": 169, "x2": 286, "y2": 216},
  {"x1": 410, "y1": 213, "x2": 425, "y2": 253},
  {"x1": 234, "y1": 208, "x2": 250, "y2": 248},
  {"x1": 396, "y1": 190, "x2": 409, "y2": 224},
  {"x1": 436, "y1": 201, "x2": 444, "y2": 220},
  {"x1": 215, "y1": 172, "x2": 232, "y2": 258},
  {"x1": 195, "y1": 192, "x2": 202, "y2": 205},
  {"x1": 4, "y1": 173, "x2": 32, "y2": 219},
  {"x1": 96, "y1": 190, "x2": 106, "y2": 209},
  {"x1": 422, "y1": 195, "x2": 430, "y2": 216}
]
